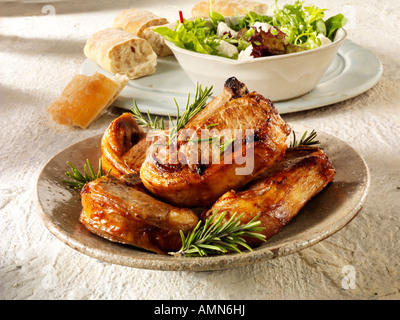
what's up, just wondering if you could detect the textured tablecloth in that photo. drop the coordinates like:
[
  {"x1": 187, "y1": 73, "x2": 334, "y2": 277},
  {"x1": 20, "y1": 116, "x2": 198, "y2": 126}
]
[{"x1": 1, "y1": 0, "x2": 399, "y2": 300}]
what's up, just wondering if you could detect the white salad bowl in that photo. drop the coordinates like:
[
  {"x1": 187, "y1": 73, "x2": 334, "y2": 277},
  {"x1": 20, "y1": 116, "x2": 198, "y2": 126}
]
[{"x1": 165, "y1": 28, "x2": 347, "y2": 102}]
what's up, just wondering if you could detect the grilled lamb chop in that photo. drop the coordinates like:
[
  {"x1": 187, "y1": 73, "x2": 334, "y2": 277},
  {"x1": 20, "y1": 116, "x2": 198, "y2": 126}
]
[
  {"x1": 201, "y1": 146, "x2": 336, "y2": 245},
  {"x1": 140, "y1": 77, "x2": 291, "y2": 207},
  {"x1": 79, "y1": 174, "x2": 199, "y2": 254},
  {"x1": 101, "y1": 112, "x2": 152, "y2": 177}
]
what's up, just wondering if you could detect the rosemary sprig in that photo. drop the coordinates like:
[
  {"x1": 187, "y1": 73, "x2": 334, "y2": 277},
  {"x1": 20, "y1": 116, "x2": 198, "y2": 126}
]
[
  {"x1": 170, "y1": 211, "x2": 266, "y2": 257},
  {"x1": 63, "y1": 158, "x2": 108, "y2": 190},
  {"x1": 174, "y1": 83, "x2": 213, "y2": 132},
  {"x1": 130, "y1": 83, "x2": 213, "y2": 136},
  {"x1": 187, "y1": 136, "x2": 219, "y2": 143},
  {"x1": 187, "y1": 135, "x2": 235, "y2": 155},
  {"x1": 219, "y1": 137, "x2": 235, "y2": 155},
  {"x1": 131, "y1": 102, "x2": 165, "y2": 130},
  {"x1": 206, "y1": 123, "x2": 219, "y2": 128},
  {"x1": 289, "y1": 129, "x2": 320, "y2": 148}
]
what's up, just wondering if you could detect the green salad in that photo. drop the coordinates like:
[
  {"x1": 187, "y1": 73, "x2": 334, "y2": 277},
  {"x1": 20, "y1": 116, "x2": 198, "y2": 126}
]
[{"x1": 154, "y1": 0, "x2": 347, "y2": 60}]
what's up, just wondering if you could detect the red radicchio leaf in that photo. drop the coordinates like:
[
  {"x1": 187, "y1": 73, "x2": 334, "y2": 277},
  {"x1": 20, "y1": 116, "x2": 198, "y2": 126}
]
[
  {"x1": 248, "y1": 27, "x2": 288, "y2": 57},
  {"x1": 179, "y1": 10, "x2": 184, "y2": 24}
]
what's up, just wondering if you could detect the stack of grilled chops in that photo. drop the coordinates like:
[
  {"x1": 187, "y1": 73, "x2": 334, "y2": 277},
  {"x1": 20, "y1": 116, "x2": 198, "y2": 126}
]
[{"x1": 79, "y1": 78, "x2": 335, "y2": 255}]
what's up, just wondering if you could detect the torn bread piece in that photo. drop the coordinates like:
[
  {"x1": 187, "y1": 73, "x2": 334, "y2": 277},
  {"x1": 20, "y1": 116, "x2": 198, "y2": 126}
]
[
  {"x1": 47, "y1": 72, "x2": 128, "y2": 129},
  {"x1": 140, "y1": 25, "x2": 173, "y2": 56},
  {"x1": 113, "y1": 8, "x2": 172, "y2": 56},
  {"x1": 84, "y1": 27, "x2": 157, "y2": 79},
  {"x1": 192, "y1": 0, "x2": 268, "y2": 17}
]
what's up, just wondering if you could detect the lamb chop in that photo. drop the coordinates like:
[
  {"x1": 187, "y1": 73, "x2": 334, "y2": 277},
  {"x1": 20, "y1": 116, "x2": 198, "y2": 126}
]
[
  {"x1": 79, "y1": 173, "x2": 198, "y2": 254},
  {"x1": 101, "y1": 112, "x2": 154, "y2": 177},
  {"x1": 79, "y1": 78, "x2": 334, "y2": 255},
  {"x1": 140, "y1": 77, "x2": 292, "y2": 207},
  {"x1": 201, "y1": 146, "x2": 336, "y2": 245}
]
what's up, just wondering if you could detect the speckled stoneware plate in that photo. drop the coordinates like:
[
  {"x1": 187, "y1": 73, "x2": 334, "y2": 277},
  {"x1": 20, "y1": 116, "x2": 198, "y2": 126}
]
[
  {"x1": 80, "y1": 39, "x2": 382, "y2": 115},
  {"x1": 36, "y1": 125, "x2": 370, "y2": 271}
]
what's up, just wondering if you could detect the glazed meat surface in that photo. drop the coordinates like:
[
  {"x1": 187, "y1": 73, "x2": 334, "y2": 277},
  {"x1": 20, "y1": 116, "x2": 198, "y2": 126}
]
[
  {"x1": 101, "y1": 113, "x2": 152, "y2": 177},
  {"x1": 80, "y1": 77, "x2": 337, "y2": 255},
  {"x1": 80, "y1": 174, "x2": 199, "y2": 254},
  {"x1": 201, "y1": 146, "x2": 336, "y2": 245},
  {"x1": 140, "y1": 77, "x2": 291, "y2": 207}
]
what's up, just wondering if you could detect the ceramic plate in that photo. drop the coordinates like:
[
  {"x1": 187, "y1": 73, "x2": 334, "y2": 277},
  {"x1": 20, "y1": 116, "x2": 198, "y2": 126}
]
[
  {"x1": 80, "y1": 40, "x2": 382, "y2": 115},
  {"x1": 36, "y1": 125, "x2": 370, "y2": 271}
]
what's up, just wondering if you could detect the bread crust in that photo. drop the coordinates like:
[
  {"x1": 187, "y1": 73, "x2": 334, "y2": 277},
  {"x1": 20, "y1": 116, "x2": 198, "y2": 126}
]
[
  {"x1": 113, "y1": 8, "x2": 168, "y2": 37},
  {"x1": 113, "y1": 8, "x2": 172, "y2": 56},
  {"x1": 47, "y1": 72, "x2": 128, "y2": 129},
  {"x1": 192, "y1": 0, "x2": 268, "y2": 17},
  {"x1": 84, "y1": 27, "x2": 157, "y2": 79},
  {"x1": 141, "y1": 25, "x2": 173, "y2": 56}
]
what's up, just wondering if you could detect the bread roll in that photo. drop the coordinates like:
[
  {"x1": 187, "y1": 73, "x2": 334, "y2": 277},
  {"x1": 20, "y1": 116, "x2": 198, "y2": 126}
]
[
  {"x1": 47, "y1": 72, "x2": 128, "y2": 129},
  {"x1": 113, "y1": 8, "x2": 172, "y2": 56},
  {"x1": 140, "y1": 25, "x2": 173, "y2": 56},
  {"x1": 84, "y1": 28, "x2": 157, "y2": 79},
  {"x1": 192, "y1": 0, "x2": 268, "y2": 17}
]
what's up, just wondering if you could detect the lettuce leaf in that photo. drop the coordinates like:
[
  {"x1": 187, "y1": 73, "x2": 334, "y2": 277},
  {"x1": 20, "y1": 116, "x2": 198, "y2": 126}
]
[
  {"x1": 269, "y1": 1, "x2": 346, "y2": 49},
  {"x1": 154, "y1": 18, "x2": 220, "y2": 56},
  {"x1": 325, "y1": 14, "x2": 347, "y2": 41},
  {"x1": 248, "y1": 27, "x2": 305, "y2": 57},
  {"x1": 154, "y1": 1, "x2": 347, "y2": 59},
  {"x1": 270, "y1": 0, "x2": 327, "y2": 49}
]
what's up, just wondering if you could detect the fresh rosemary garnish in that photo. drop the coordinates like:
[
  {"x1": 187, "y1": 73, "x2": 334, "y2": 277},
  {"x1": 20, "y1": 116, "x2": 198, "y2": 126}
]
[
  {"x1": 206, "y1": 123, "x2": 219, "y2": 128},
  {"x1": 219, "y1": 138, "x2": 235, "y2": 155},
  {"x1": 131, "y1": 103, "x2": 165, "y2": 130},
  {"x1": 187, "y1": 136, "x2": 219, "y2": 143},
  {"x1": 63, "y1": 158, "x2": 108, "y2": 190},
  {"x1": 289, "y1": 129, "x2": 320, "y2": 148},
  {"x1": 174, "y1": 84, "x2": 213, "y2": 131},
  {"x1": 170, "y1": 211, "x2": 266, "y2": 257},
  {"x1": 187, "y1": 135, "x2": 235, "y2": 155},
  {"x1": 130, "y1": 83, "x2": 213, "y2": 136}
]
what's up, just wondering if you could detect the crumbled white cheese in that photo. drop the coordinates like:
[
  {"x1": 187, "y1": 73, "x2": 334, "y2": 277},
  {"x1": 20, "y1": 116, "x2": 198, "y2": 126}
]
[
  {"x1": 216, "y1": 40, "x2": 239, "y2": 58},
  {"x1": 317, "y1": 34, "x2": 332, "y2": 46},
  {"x1": 217, "y1": 22, "x2": 238, "y2": 39},
  {"x1": 227, "y1": 16, "x2": 239, "y2": 25},
  {"x1": 238, "y1": 45, "x2": 254, "y2": 61},
  {"x1": 252, "y1": 22, "x2": 272, "y2": 33}
]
